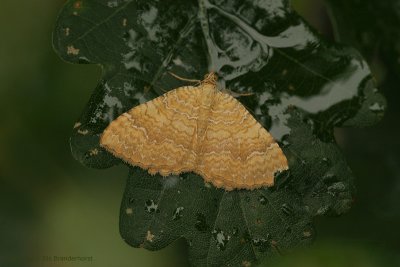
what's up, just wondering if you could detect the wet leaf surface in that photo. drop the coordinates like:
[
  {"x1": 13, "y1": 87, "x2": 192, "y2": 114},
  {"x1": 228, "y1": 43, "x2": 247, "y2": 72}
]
[
  {"x1": 53, "y1": 0, "x2": 385, "y2": 266},
  {"x1": 325, "y1": 0, "x2": 400, "y2": 82}
]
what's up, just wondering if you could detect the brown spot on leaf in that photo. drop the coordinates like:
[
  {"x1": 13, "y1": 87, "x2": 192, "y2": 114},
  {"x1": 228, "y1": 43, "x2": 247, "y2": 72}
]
[
  {"x1": 67, "y1": 45, "x2": 80, "y2": 55},
  {"x1": 146, "y1": 231, "x2": 155, "y2": 242},
  {"x1": 126, "y1": 208, "x2": 133, "y2": 215},
  {"x1": 73, "y1": 1, "x2": 83, "y2": 9},
  {"x1": 73, "y1": 122, "x2": 81, "y2": 129},
  {"x1": 77, "y1": 129, "x2": 89, "y2": 135},
  {"x1": 303, "y1": 231, "x2": 312, "y2": 238},
  {"x1": 89, "y1": 148, "x2": 99, "y2": 156}
]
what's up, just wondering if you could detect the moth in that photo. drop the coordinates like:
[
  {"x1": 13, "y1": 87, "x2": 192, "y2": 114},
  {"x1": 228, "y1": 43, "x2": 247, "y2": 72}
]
[{"x1": 100, "y1": 73, "x2": 288, "y2": 190}]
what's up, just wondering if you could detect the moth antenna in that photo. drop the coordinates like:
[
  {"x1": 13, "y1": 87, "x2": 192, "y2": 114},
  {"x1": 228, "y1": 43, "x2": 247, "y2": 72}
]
[
  {"x1": 159, "y1": 87, "x2": 168, "y2": 93},
  {"x1": 221, "y1": 88, "x2": 254, "y2": 97},
  {"x1": 168, "y1": 72, "x2": 201, "y2": 84},
  {"x1": 144, "y1": 85, "x2": 168, "y2": 94}
]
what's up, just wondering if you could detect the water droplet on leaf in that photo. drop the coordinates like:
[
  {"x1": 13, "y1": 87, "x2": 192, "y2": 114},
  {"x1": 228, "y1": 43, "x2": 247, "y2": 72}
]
[
  {"x1": 317, "y1": 206, "x2": 330, "y2": 215},
  {"x1": 212, "y1": 228, "x2": 231, "y2": 251},
  {"x1": 328, "y1": 182, "x2": 346, "y2": 196},
  {"x1": 252, "y1": 237, "x2": 269, "y2": 252},
  {"x1": 162, "y1": 175, "x2": 179, "y2": 189},
  {"x1": 145, "y1": 199, "x2": 158, "y2": 213},
  {"x1": 369, "y1": 102, "x2": 384, "y2": 112},
  {"x1": 172, "y1": 206, "x2": 184, "y2": 220},
  {"x1": 321, "y1": 157, "x2": 330, "y2": 166},
  {"x1": 323, "y1": 173, "x2": 338, "y2": 185},
  {"x1": 258, "y1": 196, "x2": 268, "y2": 205},
  {"x1": 281, "y1": 203, "x2": 294, "y2": 216}
]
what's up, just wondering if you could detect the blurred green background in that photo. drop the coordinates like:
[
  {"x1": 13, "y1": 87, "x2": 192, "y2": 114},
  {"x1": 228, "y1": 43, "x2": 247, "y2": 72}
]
[{"x1": 0, "y1": 0, "x2": 399, "y2": 266}]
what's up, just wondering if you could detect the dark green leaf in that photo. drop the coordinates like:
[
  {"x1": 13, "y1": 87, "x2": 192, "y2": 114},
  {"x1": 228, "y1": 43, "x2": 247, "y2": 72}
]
[
  {"x1": 53, "y1": 0, "x2": 385, "y2": 266},
  {"x1": 322, "y1": 0, "x2": 391, "y2": 127},
  {"x1": 325, "y1": 0, "x2": 400, "y2": 85}
]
